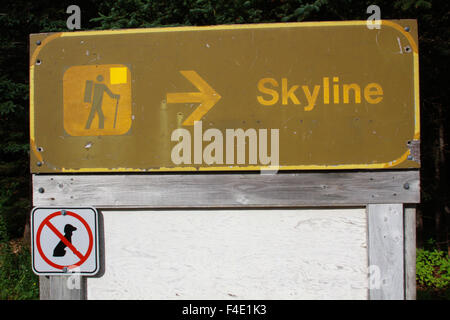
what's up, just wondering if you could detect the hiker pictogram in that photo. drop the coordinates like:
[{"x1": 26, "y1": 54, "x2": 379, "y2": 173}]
[
  {"x1": 84, "y1": 75, "x2": 120, "y2": 130},
  {"x1": 63, "y1": 64, "x2": 132, "y2": 136}
]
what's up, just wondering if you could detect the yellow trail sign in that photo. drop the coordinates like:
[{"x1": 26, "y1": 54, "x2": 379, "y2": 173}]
[{"x1": 30, "y1": 20, "x2": 420, "y2": 173}]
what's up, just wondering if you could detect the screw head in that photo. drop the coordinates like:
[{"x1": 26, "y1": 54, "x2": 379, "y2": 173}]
[
  {"x1": 38, "y1": 187, "x2": 45, "y2": 193},
  {"x1": 36, "y1": 40, "x2": 41, "y2": 45},
  {"x1": 36, "y1": 161, "x2": 42, "y2": 167},
  {"x1": 61, "y1": 209, "x2": 67, "y2": 216},
  {"x1": 404, "y1": 26, "x2": 410, "y2": 32},
  {"x1": 62, "y1": 267, "x2": 68, "y2": 273},
  {"x1": 403, "y1": 182, "x2": 410, "y2": 190}
]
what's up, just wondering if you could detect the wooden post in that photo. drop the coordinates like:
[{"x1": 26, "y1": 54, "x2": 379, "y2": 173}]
[
  {"x1": 368, "y1": 204, "x2": 405, "y2": 300},
  {"x1": 39, "y1": 275, "x2": 86, "y2": 300},
  {"x1": 404, "y1": 206, "x2": 417, "y2": 300}
]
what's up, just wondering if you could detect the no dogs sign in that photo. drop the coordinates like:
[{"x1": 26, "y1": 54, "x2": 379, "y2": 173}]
[{"x1": 31, "y1": 207, "x2": 100, "y2": 275}]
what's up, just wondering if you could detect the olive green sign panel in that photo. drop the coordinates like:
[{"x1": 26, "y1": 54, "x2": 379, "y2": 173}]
[{"x1": 30, "y1": 20, "x2": 420, "y2": 173}]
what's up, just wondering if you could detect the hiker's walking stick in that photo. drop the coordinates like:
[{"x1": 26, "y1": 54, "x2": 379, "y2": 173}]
[{"x1": 113, "y1": 95, "x2": 120, "y2": 129}]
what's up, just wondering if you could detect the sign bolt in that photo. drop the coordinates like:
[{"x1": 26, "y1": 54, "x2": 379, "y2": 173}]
[
  {"x1": 404, "y1": 26, "x2": 410, "y2": 32},
  {"x1": 403, "y1": 182, "x2": 410, "y2": 190},
  {"x1": 38, "y1": 187, "x2": 45, "y2": 193},
  {"x1": 36, "y1": 161, "x2": 42, "y2": 167},
  {"x1": 61, "y1": 209, "x2": 67, "y2": 216},
  {"x1": 63, "y1": 267, "x2": 68, "y2": 273}
]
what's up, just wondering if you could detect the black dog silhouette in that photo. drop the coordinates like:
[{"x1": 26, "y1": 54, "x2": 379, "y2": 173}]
[{"x1": 53, "y1": 224, "x2": 77, "y2": 257}]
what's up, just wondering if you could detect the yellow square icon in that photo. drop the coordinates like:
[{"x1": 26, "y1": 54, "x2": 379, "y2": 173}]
[
  {"x1": 110, "y1": 67, "x2": 127, "y2": 84},
  {"x1": 63, "y1": 64, "x2": 132, "y2": 136}
]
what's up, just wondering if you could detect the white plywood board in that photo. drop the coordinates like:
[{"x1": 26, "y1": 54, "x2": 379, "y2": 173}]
[{"x1": 87, "y1": 208, "x2": 368, "y2": 299}]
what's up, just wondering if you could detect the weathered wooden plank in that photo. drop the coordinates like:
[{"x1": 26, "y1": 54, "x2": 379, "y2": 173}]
[
  {"x1": 404, "y1": 206, "x2": 417, "y2": 300},
  {"x1": 368, "y1": 204, "x2": 404, "y2": 300},
  {"x1": 33, "y1": 171, "x2": 419, "y2": 208},
  {"x1": 39, "y1": 275, "x2": 86, "y2": 300}
]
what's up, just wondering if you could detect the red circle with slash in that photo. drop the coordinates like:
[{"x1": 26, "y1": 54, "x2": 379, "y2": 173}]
[{"x1": 36, "y1": 210, "x2": 93, "y2": 270}]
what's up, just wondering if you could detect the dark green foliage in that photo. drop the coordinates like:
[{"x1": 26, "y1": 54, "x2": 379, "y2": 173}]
[
  {"x1": 0, "y1": 1, "x2": 100, "y2": 238},
  {"x1": 417, "y1": 239, "x2": 450, "y2": 299},
  {"x1": 417, "y1": 248, "x2": 449, "y2": 289},
  {"x1": 0, "y1": 216, "x2": 39, "y2": 300},
  {"x1": 0, "y1": 245, "x2": 39, "y2": 300}
]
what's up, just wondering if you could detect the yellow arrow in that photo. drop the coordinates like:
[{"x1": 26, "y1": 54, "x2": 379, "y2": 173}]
[{"x1": 166, "y1": 70, "x2": 221, "y2": 126}]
